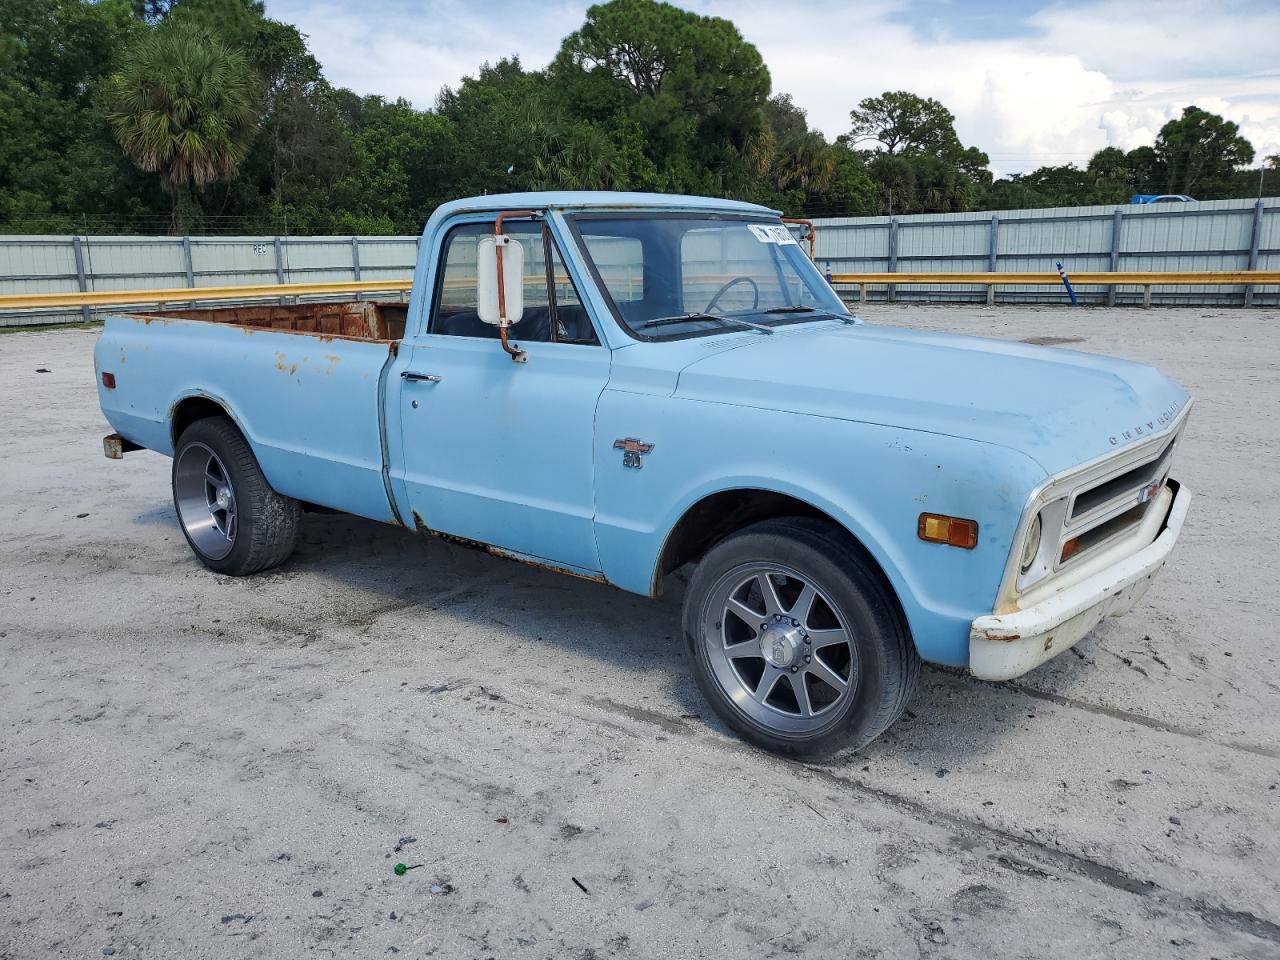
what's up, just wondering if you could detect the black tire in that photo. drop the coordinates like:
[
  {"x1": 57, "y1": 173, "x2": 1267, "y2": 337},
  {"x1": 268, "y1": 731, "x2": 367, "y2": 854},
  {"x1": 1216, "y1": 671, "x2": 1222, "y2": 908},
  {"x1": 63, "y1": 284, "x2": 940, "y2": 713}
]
[
  {"x1": 172, "y1": 416, "x2": 300, "y2": 576},
  {"x1": 682, "y1": 517, "x2": 919, "y2": 759}
]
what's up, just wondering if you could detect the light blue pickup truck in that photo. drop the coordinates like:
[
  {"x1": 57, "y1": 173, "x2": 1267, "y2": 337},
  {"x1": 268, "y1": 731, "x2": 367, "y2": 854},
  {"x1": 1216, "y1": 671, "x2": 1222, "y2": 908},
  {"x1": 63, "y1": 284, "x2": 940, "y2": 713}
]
[{"x1": 96, "y1": 191, "x2": 1192, "y2": 756}]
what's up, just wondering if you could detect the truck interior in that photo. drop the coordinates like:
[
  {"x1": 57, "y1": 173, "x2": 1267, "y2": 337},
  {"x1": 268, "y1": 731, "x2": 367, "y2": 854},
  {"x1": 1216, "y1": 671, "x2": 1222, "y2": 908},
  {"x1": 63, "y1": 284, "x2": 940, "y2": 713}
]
[
  {"x1": 432, "y1": 303, "x2": 597, "y2": 343},
  {"x1": 144, "y1": 300, "x2": 409, "y2": 342}
]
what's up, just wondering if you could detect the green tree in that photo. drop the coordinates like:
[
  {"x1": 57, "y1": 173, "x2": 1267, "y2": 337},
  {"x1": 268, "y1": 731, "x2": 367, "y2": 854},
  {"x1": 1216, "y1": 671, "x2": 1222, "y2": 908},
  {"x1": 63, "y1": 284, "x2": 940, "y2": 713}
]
[
  {"x1": 825, "y1": 149, "x2": 877, "y2": 216},
  {"x1": 767, "y1": 132, "x2": 837, "y2": 196},
  {"x1": 763, "y1": 94, "x2": 809, "y2": 141},
  {"x1": 0, "y1": 0, "x2": 154, "y2": 230},
  {"x1": 552, "y1": 0, "x2": 770, "y2": 195},
  {"x1": 14, "y1": 2, "x2": 1147, "y2": 232},
  {"x1": 439, "y1": 57, "x2": 652, "y2": 199},
  {"x1": 843, "y1": 92, "x2": 990, "y2": 213},
  {"x1": 749, "y1": 95, "x2": 831, "y2": 205},
  {"x1": 329, "y1": 95, "x2": 454, "y2": 233},
  {"x1": 1263, "y1": 155, "x2": 1280, "y2": 197},
  {"x1": 868, "y1": 152, "x2": 979, "y2": 214},
  {"x1": 746, "y1": 94, "x2": 874, "y2": 215},
  {"x1": 105, "y1": 20, "x2": 261, "y2": 231},
  {"x1": 1085, "y1": 146, "x2": 1127, "y2": 183},
  {"x1": 1078, "y1": 147, "x2": 1133, "y2": 203},
  {"x1": 985, "y1": 164, "x2": 1095, "y2": 208},
  {"x1": 847, "y1": 91, "x2": 960, "y2": 156},
  {"x1": 131, "y1": 0, "x2": 178, "y2": 21},
  {"x1": 982, "y1": 177, "x2": 1046, "y2": 211},
  {"x1": 1154, "y1": 105, "x2": 1254, "y2": 197},
  {"x1": 1122, "y1": 145, "x2": 1162, "y2": 195}
]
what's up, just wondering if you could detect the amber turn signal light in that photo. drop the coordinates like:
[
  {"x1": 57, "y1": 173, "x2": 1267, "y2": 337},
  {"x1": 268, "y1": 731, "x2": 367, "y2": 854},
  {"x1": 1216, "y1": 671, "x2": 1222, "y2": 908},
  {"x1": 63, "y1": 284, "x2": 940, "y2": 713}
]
[
  {"x1": 917, "y1": 513, "x2": 979, "y2": 549},
  {"x1": 1060, "y1": 536, "x2": 1081, "y2": 562}
]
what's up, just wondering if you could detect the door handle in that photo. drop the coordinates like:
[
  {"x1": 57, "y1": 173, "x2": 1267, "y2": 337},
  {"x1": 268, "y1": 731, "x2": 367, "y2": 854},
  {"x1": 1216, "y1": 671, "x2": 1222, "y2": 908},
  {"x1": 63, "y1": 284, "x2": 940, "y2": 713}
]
[{"x1": 401, "y1": 371, "x2": 442, "y2": 383}]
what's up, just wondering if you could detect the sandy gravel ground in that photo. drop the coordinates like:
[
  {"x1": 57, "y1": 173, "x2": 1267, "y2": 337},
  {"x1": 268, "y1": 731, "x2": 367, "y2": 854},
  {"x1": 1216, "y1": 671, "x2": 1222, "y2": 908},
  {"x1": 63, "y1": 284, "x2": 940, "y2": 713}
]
[{"x1": 2, "y1": 304, "x2": 1278, "y2": 960}]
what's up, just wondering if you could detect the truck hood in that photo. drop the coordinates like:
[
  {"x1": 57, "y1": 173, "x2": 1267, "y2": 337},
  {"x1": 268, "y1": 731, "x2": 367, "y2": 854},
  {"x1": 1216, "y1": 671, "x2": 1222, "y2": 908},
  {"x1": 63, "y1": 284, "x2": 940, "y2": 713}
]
[{"x1": 673, "y1": 323, "x2": 1190, "y2": 476}]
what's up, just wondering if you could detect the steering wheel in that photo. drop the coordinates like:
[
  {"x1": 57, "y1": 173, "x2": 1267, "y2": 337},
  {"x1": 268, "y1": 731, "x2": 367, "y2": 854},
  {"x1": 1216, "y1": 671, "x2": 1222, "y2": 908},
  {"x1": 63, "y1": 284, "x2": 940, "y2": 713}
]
[{"x1": 704, "y1": 276, "x2": 759, "y2": 314}]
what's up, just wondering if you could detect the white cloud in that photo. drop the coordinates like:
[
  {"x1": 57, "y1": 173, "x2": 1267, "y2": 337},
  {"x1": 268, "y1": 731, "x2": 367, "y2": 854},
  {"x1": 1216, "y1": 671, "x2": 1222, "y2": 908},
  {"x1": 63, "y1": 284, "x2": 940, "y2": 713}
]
[
  {"x1": 270, "y1": 0, "x2": 582, "y2": 108},
  {"x1": 266, "y1": 0, "x2": 1280, "y2": 176},
  {"x1": 1028, "y1": 0, "x2": 1279, "y2": 82}
]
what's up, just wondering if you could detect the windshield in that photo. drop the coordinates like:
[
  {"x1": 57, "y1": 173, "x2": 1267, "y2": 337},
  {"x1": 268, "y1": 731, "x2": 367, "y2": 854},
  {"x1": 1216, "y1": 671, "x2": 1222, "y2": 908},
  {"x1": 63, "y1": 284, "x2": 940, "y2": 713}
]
[{"x1": 566, "y1": 214, "x2": 850, "y2": 340}]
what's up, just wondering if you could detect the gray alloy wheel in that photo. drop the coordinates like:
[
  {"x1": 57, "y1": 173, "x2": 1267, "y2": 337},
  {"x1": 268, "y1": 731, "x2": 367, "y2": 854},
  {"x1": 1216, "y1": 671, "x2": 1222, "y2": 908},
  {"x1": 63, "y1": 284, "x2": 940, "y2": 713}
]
[
  {"x1": 683, "y1": 517, "x2": 919, "y2": 758},
  {"x1": 171, "y1": 416, "x2": 301, "y2": 576},
  {"x1": 173, "y1": 441, "x2": 238, "y2": 561},
  {"x1": 701, "y1": 562, "x2": 858, "y2": 734}
]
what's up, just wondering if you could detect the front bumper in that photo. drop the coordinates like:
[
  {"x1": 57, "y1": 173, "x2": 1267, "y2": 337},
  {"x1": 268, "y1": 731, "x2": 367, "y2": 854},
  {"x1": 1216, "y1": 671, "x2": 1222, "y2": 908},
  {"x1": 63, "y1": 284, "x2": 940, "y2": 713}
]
[{"x1": 969, "y1": 478, "x2": 1191, "y2": 681}]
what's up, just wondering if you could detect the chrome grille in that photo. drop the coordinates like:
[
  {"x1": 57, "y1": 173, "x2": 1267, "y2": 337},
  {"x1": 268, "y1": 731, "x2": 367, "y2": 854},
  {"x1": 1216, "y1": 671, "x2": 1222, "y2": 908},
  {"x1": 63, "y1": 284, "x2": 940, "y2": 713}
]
[
  {"x1": 1057, "y1": 431, "x2": 1181, "y2": 567},
  {"x1": 1002, "y1": 402, "x2": 1191, "y2": 605},
  {"x1": 1069, "y1": 436, "x2": 1176, "y2": 522}
]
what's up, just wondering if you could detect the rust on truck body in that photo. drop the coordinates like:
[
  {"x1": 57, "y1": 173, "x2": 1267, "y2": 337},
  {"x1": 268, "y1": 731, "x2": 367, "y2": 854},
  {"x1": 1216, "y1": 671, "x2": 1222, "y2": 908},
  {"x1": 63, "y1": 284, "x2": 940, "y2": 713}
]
[
  {"x1": 412, "y1": 511, "x2": 608, "y2": 584},
  {"x1": 126, "y1": 300, "x2": 409, "y2": 343}
]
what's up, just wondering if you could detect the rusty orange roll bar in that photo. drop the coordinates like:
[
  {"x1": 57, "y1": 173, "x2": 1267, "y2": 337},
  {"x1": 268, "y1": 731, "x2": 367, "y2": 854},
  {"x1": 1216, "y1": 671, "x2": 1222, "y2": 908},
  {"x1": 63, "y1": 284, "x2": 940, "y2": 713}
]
[
  {"x1": 494, "y1": 209, "x2": 537, "y2": 362},
  {"x1": 781, "y1": 217, "x2": 816, "y2": 258}
]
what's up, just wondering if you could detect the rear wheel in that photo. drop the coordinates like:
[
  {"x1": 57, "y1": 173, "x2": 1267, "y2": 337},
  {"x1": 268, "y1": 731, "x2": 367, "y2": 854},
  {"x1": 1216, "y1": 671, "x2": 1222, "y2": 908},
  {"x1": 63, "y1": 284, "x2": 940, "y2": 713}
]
[
  {"x1": 683, "y1": 517, "x2": 918, "y2": 758},
  {"x1": 172, "y1": 416, "x2": 300, "y2": 576}
]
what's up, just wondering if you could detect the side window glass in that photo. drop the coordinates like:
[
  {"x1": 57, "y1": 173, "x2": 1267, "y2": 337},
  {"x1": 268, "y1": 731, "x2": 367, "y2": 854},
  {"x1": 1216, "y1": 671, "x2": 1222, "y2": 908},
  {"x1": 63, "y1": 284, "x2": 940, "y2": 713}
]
[
  {"x1": 548, "y1": 238, "x2": 598, "y2": 345},
  {"x1": 430, "y1": 221, "x2": 597, "y2": 345},
  {"x1": 430, "y1": 222, "x2": 550, "y2": 342},
  {"x1": 520, "y1": 225, "x2": 550, "y2": 315},
  {"x1": 435, "y1": 225, "x2": 482, "y2": 316}
]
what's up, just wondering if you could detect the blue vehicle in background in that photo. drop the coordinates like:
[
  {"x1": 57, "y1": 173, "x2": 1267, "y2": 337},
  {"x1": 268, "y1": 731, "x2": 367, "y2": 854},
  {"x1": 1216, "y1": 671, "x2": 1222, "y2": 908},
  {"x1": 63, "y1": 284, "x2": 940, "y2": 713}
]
[
  {"x1": 95, "y1": 191, "x2": 1193, "y2": 757},
  {"x1": 1131, "y1": 194, "x2": 1196, "y2": 203}
]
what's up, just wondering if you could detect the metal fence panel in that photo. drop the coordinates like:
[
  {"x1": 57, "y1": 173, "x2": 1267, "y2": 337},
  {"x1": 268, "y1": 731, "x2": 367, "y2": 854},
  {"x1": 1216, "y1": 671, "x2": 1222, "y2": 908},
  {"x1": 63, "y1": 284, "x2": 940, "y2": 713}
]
[
  {"x1": 190, "y1": 237, "x2": 278, "y2": 283},
  {"x1": 3, "y1": 197, "x2": 1278, "y2": 327},
  {"x1": 79, "y1": 238, "x2": 188, "y2": 292},
  {"x1": 0, "y1": 233, "x2": 419, "y2": 327},
  {"x1": 0, "y1": 237, "x2": 80, "y2": 293},
  {"x1": 813, "y1": 197, "x2": 1280, "y2": 306}
]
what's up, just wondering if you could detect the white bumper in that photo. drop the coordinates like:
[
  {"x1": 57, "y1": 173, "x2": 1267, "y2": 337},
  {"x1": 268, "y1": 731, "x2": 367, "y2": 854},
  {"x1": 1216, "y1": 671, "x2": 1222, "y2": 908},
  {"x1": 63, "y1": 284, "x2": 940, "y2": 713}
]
[{"x1": 969, "y1": 479, "x2": 1191, "y2": 681}]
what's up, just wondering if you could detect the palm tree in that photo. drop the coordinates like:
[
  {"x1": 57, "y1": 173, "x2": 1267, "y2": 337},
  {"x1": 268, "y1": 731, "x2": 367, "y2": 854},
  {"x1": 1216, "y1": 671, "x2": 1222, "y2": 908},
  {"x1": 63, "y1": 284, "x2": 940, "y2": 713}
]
[
  {"x1": 772, "y1": 133, "x2": 838, "y2": 195},
  {"x1": 106, "y1": 22, "x2": 260, "y2": 232}
]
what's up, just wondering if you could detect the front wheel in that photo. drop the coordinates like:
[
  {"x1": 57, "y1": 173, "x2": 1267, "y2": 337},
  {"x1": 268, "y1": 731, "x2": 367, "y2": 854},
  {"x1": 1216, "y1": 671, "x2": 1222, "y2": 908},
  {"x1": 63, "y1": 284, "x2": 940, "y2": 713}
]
[
  {"x1": 172, "y1": 416, "x2": 301, "y2": 576},
  {"x1": 682, "y1": 517, "x2": 919, "y2": 758}
]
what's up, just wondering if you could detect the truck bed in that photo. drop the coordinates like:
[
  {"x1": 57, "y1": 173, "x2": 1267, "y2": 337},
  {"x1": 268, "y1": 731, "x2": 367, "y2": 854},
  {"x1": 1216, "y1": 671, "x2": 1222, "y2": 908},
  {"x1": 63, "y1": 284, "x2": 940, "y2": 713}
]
[
  {"x1": 96, "y1": 301, "x2": 407, "y2": 525},
  {"x1": 145, "y1": 300, "x2": 408, "y2": 342}
]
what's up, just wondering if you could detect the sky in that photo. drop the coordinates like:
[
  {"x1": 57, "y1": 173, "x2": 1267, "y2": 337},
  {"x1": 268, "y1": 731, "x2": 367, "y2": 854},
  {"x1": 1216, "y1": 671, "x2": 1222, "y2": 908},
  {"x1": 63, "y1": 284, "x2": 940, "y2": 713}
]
[{"x1": 266, "y1": 0, "x2": 1280, "y2": 178}]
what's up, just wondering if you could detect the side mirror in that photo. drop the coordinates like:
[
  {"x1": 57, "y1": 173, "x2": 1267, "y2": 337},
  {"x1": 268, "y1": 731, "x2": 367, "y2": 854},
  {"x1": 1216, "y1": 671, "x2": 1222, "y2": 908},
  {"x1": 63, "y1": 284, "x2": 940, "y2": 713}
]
[{"x1": 477, "y1": 235, "x2": 525, "y2": 327}]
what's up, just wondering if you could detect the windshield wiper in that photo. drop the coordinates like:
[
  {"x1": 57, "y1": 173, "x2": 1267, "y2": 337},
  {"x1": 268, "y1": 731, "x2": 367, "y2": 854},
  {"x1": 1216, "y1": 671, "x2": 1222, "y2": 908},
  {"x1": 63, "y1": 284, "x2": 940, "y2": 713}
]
[
  {"x1": 640, "y1": 313, "x2": 774, "y2": 335},
  {"x1": 762, "y1": 305, "x2": 858, "y2": 324}
]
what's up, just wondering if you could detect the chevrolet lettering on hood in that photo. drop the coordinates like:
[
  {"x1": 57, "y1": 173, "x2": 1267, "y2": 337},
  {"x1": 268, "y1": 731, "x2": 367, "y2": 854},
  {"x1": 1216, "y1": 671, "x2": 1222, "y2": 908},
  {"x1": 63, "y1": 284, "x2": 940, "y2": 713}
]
[{"x1": 1110, "y1": 400, "x2": 1186, "y2": 447}]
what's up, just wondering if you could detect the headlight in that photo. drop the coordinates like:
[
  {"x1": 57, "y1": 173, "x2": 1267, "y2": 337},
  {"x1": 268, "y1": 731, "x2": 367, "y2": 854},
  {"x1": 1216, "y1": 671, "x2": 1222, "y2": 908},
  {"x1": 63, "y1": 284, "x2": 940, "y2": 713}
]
[{"x1": 1020, "y1": 513, "x2": 1042, "y2": 573}]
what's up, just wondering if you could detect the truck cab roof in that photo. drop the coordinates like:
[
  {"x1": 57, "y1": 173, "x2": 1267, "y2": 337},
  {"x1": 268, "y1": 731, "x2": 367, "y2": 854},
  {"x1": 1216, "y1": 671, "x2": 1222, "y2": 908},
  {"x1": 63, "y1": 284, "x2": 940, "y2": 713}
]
[{"x1": 427, "y1": 191, "x2": 779, "y2": 224}]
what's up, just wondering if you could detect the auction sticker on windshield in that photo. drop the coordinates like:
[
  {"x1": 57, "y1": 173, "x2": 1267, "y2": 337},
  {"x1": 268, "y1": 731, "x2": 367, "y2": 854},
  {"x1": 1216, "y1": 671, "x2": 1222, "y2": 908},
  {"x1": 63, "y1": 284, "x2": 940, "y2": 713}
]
[{"x1": 748, "y1": 224, "x2": 797, "y2": 245}]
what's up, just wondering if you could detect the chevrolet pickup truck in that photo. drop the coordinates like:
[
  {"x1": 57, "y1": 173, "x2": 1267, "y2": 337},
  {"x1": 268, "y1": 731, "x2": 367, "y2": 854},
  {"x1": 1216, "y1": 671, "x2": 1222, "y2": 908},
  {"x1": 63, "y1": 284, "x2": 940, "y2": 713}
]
[{"x1": 95, "y1": 191, "x2": 1192, "y2": 757}]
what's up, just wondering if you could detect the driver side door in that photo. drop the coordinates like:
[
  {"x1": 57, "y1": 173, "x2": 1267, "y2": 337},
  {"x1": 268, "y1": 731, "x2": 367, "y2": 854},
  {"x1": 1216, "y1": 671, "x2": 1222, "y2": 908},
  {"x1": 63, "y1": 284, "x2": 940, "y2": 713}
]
[{"x1": 397, "y1": 218, "x2": 609, "y2": 575}]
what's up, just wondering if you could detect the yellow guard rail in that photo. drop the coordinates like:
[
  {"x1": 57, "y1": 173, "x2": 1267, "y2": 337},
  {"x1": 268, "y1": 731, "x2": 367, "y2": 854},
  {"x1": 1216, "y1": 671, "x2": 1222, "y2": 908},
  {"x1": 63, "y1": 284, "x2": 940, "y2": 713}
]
[
  {"x1": 1, "y1": 270, "x2": 1277, "y2": 312},
  {"x1": 829, "y1": 270, "x2": 1280, "y2": 307}
]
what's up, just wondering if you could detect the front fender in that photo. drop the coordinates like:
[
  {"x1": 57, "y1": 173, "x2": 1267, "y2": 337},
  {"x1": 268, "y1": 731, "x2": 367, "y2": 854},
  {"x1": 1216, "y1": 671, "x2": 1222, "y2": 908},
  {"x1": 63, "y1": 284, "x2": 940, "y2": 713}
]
[{"x1": 593, "y1": 391, "x2": 1048, "y2": 667}]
